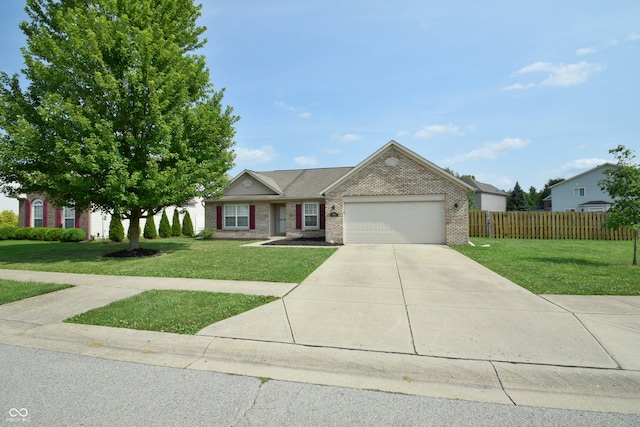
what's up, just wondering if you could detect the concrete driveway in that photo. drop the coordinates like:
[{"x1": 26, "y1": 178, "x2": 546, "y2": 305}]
[{"x1": 199, "y1": 244, "x2": 638, "y2": 369}]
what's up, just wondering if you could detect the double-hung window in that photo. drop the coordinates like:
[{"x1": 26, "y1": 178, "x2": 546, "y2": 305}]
[
  {"x1": 32, "y1": 200, "x2": 44, "y2": 228},
  {"x1": 303, "y1": 203, "x2": 319, "y2": 229},
  {"x1": 64, "y1": 206, "x2": 76, "y2": 228},
  {"x1": 573, "y1": 187, "x2": 585, "y2": 197},
  {"x1": 224, "y1": 204, "x2": 249, "y2": 229}
]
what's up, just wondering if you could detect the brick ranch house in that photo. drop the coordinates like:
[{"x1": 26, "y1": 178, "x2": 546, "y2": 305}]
[{"x1": 205, "y1": 140, "x2": 474, "y2": 245}]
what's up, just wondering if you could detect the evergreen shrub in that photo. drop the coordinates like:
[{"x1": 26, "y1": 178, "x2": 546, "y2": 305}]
[
  {"x1": 171, "y1": 209, "x2": 181, "y2": 236},
  {"x1": 158, "y1": 210, "x2": 172, "y2": 238},
  {"x1": 109, "y1": 216, "x2": 125, "y2": 242}
]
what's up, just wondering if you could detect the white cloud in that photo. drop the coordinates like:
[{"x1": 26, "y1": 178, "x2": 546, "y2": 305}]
[
  {"x1": 505, "y1": 61, "x2": 604, "y2": 90},
  {"x1": 576, "y1": 47, "x2": 596, "y2": 56},
  {"x1": 444, "y1": 138, "x2": 529, "y2": 163},
  {"x1": 577, "y1": 32, "x2": 640, "y2": 56},
  {"x1": 331, "y1": 133, "x2": 362, "y2": 143},
  {"x1": 415, "y1": 124, "x2": 463, "y2": 139},
  {"x1": 294, "y1": 156, "x2": 318, "y2": 166},
  {"x1": 234, "y1": 145, "x2": 276, "y2": 165},
  {"x1": 274, "y1": 100, "x2": 311, "y2": 118},
  {"x1": 395, "y1": 130, "x2": 411, "y2": 138},
  {"x1": 561, "y1": 158, "x2": 609, "y2": 171}
]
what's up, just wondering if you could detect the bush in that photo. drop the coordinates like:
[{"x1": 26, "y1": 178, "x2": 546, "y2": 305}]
[
  {"x1": 158, "y1": 209, "x2": 172, "y2": 238},
  {"x1": 197, "y1": 228, "x2": 216, "y2": 240},
  {"x1": 171, "y1": 209, "x2": 182, "y2": 237},
  {"x1": 14, "y1": 227, "x2": 34, "y2": 240},
  {"x1": 44, "y1": 228, "x2": 65, "y2": 241},
  {"x1": 61, "y1": 228, "x2": 86, "y2": 242},
  {"x1": 182, "y1": 211, "x2": 194, "y2": 237},
  {"x1": 0, "y1": 210, "x2": 18, "y2": 227},
  {"x1": 0, "y1": 226, "x2": 19, "y2": 240},
  {"x1": 144, "y1": 215, "x2": 158, "y2": 239},
  {"x1": 109, "y1": 216, "x2": 125, "y2": 242},
  {"x1": 28, "y1": 228, "x2": 48, "y2": 240}
]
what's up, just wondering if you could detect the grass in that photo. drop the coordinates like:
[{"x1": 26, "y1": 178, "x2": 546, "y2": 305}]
[
  {"x1": 0, "y1": 279, "x2": 72, "y2": 305},
  {"x1": 0, "y1": 238, "x2": 337, "y2": 283},
  {"x1": 454, "y1": 238, "x2": 640, "y2": 295},
  {"x1": 65, "y1": 289, "x2": 278, "y2": 334}
]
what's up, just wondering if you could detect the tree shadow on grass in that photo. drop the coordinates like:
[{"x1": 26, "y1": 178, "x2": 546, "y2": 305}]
[
  {"x1": 531, "y1": 256, "x2": 610, "y2": 267},
  {"x1": 0, "y1": 240, "x2": 192, "y2": 265}
]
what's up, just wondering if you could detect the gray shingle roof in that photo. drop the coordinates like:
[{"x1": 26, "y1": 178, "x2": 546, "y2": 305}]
[
  {"x1": 221, "y1": 167, "x2": 353, "y2": 200},
  {"x1": 460, "y1": 177, "x2": 506, "y2": 196},
  {"x1": 259, "y1": 167, "x2": 353, "y2": 198}
]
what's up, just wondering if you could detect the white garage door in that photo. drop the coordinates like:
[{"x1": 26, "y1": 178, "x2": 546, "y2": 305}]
[{"x1": 344, "y1": 196, "x2": 445, "y2": 244}]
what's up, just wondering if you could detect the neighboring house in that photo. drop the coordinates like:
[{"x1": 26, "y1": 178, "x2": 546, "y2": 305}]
[
  {"x1": 549, "y1": 163, "x2": 617, "y2": 212},
  {"x1": 460, "y1": 177, "x2": 507, "y2": 212},
  {"x1": 205, "y1": 140, "x2": 473, "y2": 245},
  {"x1": 17, "y1": 194, "x2": 92, "y2": 235},
  {"x1": 17, "y1": 194, "x2": 205, "y2": 239}
]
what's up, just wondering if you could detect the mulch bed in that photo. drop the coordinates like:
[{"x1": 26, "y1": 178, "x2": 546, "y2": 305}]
[
  {"x1": 263, "y1": 237, "x2": 342, "y2": 247},
  {"x1": 103, "y1": 248, "x2": 164, "y2": 258}
]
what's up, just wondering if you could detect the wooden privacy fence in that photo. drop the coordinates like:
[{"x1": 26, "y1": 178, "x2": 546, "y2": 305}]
[{"x1": 469, "y1": 211, "x2": 635, "y2": 240}]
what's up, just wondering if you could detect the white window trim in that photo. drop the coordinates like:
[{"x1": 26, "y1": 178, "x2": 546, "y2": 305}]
[
  {"x1": 63, "y1": 206, "x2": 76, "y2": 229},
  {"x1": 32, "y1": 199, "x2": 44, "y2": 228},
  {"x1": 303, "y1": 202, "x2": 319, "y2": 230},
  {"x1": 573, "y1": 187, "x2": 585, "y2": 197},
  {"x1": 223, "y1": 204, "x2": 249, "y2": 229}
]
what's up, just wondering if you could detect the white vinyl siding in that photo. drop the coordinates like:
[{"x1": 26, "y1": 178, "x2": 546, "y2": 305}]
[{"x1": 224, "y1": 204, "x2": 249, "y2": 229}]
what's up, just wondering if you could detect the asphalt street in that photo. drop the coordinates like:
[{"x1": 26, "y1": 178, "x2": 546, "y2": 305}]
[{"x1": 2, "y1": 344, "x2": 639, "y2": 426}]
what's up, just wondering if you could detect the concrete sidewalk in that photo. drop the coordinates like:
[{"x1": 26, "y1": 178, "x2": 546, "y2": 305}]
[{"x1": 0, "y1": 245, "x2": 639, "y2": 415}]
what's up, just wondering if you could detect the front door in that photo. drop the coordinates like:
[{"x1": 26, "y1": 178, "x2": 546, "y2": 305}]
[{"x1": 278, "y1": 206, "x2": 286, "y2": 234}]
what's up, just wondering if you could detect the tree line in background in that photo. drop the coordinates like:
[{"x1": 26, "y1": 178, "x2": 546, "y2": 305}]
[
  {"x1": 109, "y1": 209, "x2": 194, "y2": 242},
  {"x1": 505, "y1": 178, "x2": 565, "y2": 212}
]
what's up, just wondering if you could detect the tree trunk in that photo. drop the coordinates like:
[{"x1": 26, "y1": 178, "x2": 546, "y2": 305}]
[
  {"x1": 128, "y1": 210, "x2": 142, "y2": 251},
  {"x1": 633, "y1": 230, "x2": 638, "y2": 266}
]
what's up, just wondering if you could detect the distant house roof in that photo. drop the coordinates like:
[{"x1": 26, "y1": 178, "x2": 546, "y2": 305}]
[
  {"x1": 460, "y1": 177, "x2": 506, "y2": 196},
  {"x1": 550, "y1": 163, "x2": 618, "y2": 189},
  {"x1": 579, "y1": 200, "x2": 611, "y2": 206}
]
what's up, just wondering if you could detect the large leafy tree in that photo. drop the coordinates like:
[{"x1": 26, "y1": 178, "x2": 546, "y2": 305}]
[
  {"x1": 0, "y1": 0, "x2": 237, "y2": 251},
  {"x1": 599, "y1": 145, "x2": 640, "y2": 265}
]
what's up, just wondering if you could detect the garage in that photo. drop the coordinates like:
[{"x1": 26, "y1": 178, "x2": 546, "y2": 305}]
[{"x1": 343, "y1": 195, "x2": 445, "y2": 244}]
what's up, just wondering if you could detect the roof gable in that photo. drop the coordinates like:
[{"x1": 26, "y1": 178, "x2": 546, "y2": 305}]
[
  {"x1": 224, "y1": 170, "x2": 283, "y2": 196},
  {"x1": 321, "y1": 140, "x2": 474, "y2": 194},
  {"x1": 550, "y1": 163, "x2": 618, "y2": 189}
]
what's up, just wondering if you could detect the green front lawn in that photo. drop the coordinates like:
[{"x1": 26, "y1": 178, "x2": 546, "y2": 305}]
[
  {"x1": 0, "y1": 239, "x2": 336, "y2": 283},
  {"x1": 0, "y1": 279, "x2": 73, "y2": 305},
  {"x1": 65, "y1": 290, "x2": 278, "y2": 334},
  {"x1": 454, "y1": 238, "x2": 639, "y2": 295}
]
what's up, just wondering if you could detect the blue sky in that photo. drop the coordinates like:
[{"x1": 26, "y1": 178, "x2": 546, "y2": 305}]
[{"x1": 1, "y1": 0, "x2": 639, "y2": 212}]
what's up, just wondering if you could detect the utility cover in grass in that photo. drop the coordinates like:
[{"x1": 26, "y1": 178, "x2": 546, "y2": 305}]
[{"x1": 64, "y1": 290, "x2": 278, "y2": 335}]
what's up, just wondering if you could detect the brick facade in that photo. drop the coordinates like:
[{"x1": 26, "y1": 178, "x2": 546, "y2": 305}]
[
  {"x1": 205, "y1": 200, "x2": 326, "y2": 239},
  {"x1": 17, "y1": 194, "x2": 92, "y2": 237},
  {"x1": 324, "y1": 146, "x2": 469, "y2": 245}
]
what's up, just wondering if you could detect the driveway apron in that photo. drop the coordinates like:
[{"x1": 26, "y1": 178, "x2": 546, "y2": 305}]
[{"x1": 202, "y1": 244, "x2": 619, "y2": 368}]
